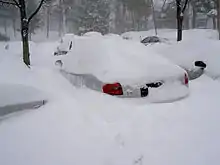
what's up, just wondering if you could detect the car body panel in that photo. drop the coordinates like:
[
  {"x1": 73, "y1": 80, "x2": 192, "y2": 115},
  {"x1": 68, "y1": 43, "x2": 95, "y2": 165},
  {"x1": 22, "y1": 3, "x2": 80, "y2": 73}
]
[{"x1": 60, "y1": 69, "x2": 189, "y2": 102}]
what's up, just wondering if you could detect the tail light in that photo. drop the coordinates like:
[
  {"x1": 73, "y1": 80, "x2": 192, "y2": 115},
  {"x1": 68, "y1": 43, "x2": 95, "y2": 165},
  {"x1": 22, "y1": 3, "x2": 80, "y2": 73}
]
[
  {"x1": 184, "y1": 73, "x2": 189, "y2": 85},
  {"x1": 102, "y1": 83, "x2": 123, "y2": 95}
]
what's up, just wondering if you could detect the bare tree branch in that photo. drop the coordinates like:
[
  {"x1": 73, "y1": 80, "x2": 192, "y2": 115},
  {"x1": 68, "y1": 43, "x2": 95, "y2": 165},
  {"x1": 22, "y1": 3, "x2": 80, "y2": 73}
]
[
  {"x1": 28, "y1": 0, "x2": 45, "y2": 24},
  {"x1": 0, "y1": 0, "x2": 18, "y2": 6},
  {"x1": 12, "y1": 0, "x2": 19, "y2": 7},
  {"x1": 182, "y1": 0, "x2": 189, "y2": 13},
  {"x1": 161, "y1": 0, "x2": 167, "y2": 12}
]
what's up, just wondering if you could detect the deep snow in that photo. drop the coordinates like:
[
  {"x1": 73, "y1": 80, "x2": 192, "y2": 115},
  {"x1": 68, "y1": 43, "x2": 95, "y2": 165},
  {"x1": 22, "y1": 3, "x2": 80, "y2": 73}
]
[{"x1": 0, "y1": 29, "x2": 220, "y2": 165}]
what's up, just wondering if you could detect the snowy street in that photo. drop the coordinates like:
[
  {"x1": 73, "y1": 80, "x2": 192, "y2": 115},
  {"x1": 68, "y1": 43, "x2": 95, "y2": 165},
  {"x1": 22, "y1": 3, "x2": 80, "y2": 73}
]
[{"x1": 0, "y1": 29, "x2": 220, "y2": 165}]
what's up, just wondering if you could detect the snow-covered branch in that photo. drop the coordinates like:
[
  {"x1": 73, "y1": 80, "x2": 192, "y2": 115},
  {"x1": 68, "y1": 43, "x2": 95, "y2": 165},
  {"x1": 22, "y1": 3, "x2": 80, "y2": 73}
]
[
  {"x1": 182, "y1": 0, "x2": 189, "y2": 13},
  {"x1": 12, "y1": 0, "x2": 19, "y2": 7},
  {"x1": 27, "y1": 0, "x2": 45, "y2": 24},
  {"x1": 0, "y1": 0, "x2": 19, "y2": 7}
]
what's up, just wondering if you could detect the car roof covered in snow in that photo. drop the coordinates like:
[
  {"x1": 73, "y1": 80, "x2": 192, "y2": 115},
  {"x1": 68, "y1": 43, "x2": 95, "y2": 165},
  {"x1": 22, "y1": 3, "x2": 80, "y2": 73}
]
[
  {"x1": 83, "y1": 31, "x2": 103, "y2": 37},
  {"x1": 61, "y1": 35, "x2": 184, "y2": 85}
]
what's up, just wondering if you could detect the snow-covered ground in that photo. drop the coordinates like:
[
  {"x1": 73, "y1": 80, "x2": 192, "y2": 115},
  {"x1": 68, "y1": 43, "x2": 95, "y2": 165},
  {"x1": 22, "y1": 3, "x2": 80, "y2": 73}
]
[{"x1": 0, "y1": 29, "x2": 220, "y2": 165}]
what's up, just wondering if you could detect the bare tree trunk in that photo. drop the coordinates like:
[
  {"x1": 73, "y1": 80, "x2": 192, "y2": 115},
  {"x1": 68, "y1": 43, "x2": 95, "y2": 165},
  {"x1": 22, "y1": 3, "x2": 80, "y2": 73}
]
[
  {"x1": 4, "y1": 19, "x2": 7, "y2": 35},
  {"x1": 47, "y1": 7, "x2": 50, "y2": 38},
  {"x1": 29, "y1": 33, "x2": 32, "y2": 41},
  {"x1": 176, "y1": 0, "x2": 189, "y2": 41},
  {"x1": 13, "y1": 18, "x2": 16, "y2": 38},
  {"x1": 151, "y1": 0, "x2": 157, "y2": 35},
  {"x1": 217, "y1": 0, "x2": 220, "y2": 39},
  {"x1": 62, "y1": 7, "x2": 66, "y2": 34},
  {"x1": 58, "y1": 0, "x2": 64, "y2": 37},
  {"x1": 184, "y1": 14, "x2": 189, "y2": 30},
  {"x1": 192, "y1": 6, "x2": 196, "y2": 28},
  {"x1": 176, "y1": 0, "x2": 183, "y2": 41},
  {"x1": 131, "y1": 12, "x2": 136, "y2": 30},
  {"x1": 19, "y1": 0, "x2": 30, "y2": 66},
  {"x1": 213, "y1": 17, "x2": 217, "y2": 29},
  {"x1": 177, "y1": 17, "x2": 183, "y2": 41},
  {"x1": 205, "y1": 18, "x2": 208, "y2": 28}
]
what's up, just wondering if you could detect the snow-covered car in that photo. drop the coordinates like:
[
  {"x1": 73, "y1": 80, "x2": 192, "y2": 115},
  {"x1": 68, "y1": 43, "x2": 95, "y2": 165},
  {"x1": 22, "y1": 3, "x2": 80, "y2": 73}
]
[
  {"x1": 83, "y1": 31, "x2": 103, "y2": 37},
  {"x1": 56, "y1": 35, "x2": 189, "y2": 102},
  {"x1": 0, "y1": 84, "x2": 47, "y2": 117},
  {"x1": 54, "y1": 34, "x2": 74, "y2": 56},
  {"x1": 141, "y1": 36, "x2": 169, "y2": 46}
]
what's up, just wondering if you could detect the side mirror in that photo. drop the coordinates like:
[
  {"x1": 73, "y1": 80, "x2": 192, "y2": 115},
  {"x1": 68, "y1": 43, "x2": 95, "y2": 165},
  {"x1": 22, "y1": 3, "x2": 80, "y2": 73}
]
[
  {"x1": 69, "y1": 41, "x2": 73, "y2": 50},
  {"x1": 195, "y1": 61, "x2": 206, "y2": 69},
  {"x1": 55, "y1": 60, "x2": 63, "y2": 68}
]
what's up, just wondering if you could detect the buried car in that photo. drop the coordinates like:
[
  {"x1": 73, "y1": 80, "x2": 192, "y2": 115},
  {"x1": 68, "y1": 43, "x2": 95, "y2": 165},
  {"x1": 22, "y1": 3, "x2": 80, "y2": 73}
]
[
  {"x1": 140, "y1": 36, "x2": 169, "y2": 46},
  {"x1": 183, "y1": 61, "x2": 207, "y2": 80},
  {"x1": 0, "y1": 84, "x2": 47, "y2": 117},
  {"x1": 54, "y1": 34, "x2": 74, "y2": 56},
  {"x1": 55, "y1": 35, "x2": 189, "y2": 102}
]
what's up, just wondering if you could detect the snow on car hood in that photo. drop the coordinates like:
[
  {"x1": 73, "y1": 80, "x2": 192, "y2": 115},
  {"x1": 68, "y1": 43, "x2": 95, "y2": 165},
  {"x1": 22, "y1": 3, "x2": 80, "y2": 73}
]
[{"x1": 61, "y1": 36, "x2": 184, "y2": 85}]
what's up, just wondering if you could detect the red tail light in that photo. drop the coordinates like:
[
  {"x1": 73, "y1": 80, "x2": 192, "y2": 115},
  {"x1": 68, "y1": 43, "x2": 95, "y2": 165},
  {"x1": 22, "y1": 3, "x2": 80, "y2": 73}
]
[
  {"x1": 184, "y1": 73, "x2": 189, "y2": 85},
  {"x1": 102, "y1": 83, "x2": 123, "y2": 95}
]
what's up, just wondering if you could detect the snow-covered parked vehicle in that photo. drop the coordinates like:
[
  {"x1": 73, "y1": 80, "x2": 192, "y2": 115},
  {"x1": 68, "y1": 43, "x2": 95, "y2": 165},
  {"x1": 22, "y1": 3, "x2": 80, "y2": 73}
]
[
  {"x1": 83, "y1": 31, "x2": 103, "y2": 37},
  {"x1": 145, "y1": 36, "x2": 212, "y2": 80},
  {"x1": 140, "y1": 36, "x2": 169, "y2": 46},
  {"x1": 55, "y1": 35, "x2": 189, "y2": 102},
  {"x1": 54, "y1": 34, "x2": 74, "y2": 56},
  {"x1": 182, "y1": 61, "x2": 207, "y2": 80},
  {"x1": 0, "y1": 84, "x2": 47, "y2": 117}
]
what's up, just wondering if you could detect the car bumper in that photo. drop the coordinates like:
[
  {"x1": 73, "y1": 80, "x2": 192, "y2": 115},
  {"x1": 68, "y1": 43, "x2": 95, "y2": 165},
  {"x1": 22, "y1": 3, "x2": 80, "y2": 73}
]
[{"x1": 120, "y1": 82, "x2": 189, "y2": 103}]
